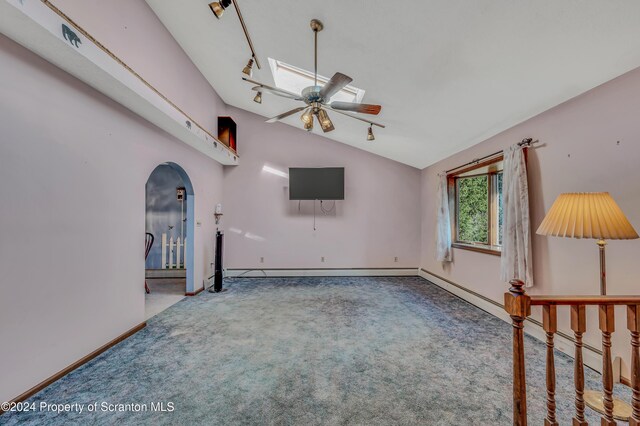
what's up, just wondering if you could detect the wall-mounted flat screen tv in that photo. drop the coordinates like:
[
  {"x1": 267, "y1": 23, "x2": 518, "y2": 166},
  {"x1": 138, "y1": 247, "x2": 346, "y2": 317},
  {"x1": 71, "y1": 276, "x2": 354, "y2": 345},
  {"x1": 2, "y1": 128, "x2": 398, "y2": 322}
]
[{"x1": 289, "y1": 167, "x2": 344, "y2": 200}]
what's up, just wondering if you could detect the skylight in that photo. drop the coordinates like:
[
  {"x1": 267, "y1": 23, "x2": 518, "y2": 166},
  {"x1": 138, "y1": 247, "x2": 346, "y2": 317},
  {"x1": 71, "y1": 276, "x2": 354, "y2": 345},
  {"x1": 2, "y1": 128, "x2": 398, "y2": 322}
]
[{"x1": 268, "y1": 58, "x2": 365, "y2": 103}]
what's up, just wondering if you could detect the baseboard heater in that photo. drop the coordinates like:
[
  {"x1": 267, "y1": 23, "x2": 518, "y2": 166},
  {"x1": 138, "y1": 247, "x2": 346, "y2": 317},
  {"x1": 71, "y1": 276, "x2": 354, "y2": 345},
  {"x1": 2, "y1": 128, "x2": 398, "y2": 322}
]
[
  {"x1": 418, "y1": 268, "x2": 606, "y2": 376},
  {"x1": 225, "y1": 268, "x2": 419, "y2": 278}
]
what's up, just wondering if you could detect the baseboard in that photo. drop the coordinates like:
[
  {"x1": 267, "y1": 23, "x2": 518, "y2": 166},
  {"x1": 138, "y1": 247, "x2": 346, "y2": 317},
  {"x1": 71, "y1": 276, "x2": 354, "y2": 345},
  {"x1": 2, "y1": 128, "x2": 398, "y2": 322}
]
[
  {"x1": 185, "y1": 286, "x2": 204, "y2": 296},
  {"x1": 225, "y1": 268, "x2": 420, "y2": 278},
  {"x1": 418, "y1": 268, "x2": 603, "y2": 374},
  {"x1": 146, "y1": 269, "x2": 186, "y2": 279},
  {"x1": 2, "y1": 322, "x2": 146, "y2": 413}
]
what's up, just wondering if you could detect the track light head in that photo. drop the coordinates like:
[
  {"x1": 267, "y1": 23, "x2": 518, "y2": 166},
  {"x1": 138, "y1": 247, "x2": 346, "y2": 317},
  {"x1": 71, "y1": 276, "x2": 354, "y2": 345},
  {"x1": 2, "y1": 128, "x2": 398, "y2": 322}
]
[
  {"x1": 209, "y1": 0, "x2": 232, "y2": 19},
  {"x1": 253, "y1": 91, "x2": 262, "y2": 104},
  {"x1": 367, "y1": 125, "x2": 375, "y2": 141},
  {"x1": 316, "y1": 109, "x2": 335, "y2": 133},
  {"x1": 242, "y1": 58, "x2": 254, "y2": 77}
]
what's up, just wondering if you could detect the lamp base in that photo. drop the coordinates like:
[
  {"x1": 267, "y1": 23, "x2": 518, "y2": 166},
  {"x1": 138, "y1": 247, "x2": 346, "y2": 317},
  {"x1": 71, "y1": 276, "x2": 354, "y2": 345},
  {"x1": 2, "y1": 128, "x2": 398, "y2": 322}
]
[{"x1": 584, "y1": 389, "x2": 632, "y2": 421}]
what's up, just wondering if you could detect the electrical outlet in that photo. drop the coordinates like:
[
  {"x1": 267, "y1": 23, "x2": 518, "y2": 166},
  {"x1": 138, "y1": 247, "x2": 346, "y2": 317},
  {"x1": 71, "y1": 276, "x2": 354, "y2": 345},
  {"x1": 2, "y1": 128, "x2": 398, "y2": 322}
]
[
  {"x1": 321, "y1": 256, "x2": 325, "y2": 262},
  {"x1": 260, "y1": 257, "x2": 264, "y2": 263},
  {"x1": 394, "y1": 257, "x2": 399, "y2": 263}
]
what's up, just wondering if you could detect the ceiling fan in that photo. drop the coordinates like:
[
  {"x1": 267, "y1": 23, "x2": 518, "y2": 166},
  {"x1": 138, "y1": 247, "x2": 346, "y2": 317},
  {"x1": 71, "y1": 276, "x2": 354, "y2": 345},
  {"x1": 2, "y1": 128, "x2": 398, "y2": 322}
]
[{"x1": 242, "y1": 19, "x2": 385, "y2": 140}]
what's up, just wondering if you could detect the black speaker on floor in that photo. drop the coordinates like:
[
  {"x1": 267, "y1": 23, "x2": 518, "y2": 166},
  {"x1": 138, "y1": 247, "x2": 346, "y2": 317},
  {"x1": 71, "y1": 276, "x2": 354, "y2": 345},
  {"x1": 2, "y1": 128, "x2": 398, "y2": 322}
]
[{"x1": 211, "y1": 231, "x2": 225, "y2": 293}]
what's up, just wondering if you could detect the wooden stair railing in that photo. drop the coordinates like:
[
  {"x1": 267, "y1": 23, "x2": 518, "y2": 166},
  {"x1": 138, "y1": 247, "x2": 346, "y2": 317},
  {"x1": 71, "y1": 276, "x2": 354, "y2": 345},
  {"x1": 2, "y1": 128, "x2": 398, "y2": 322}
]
[{"x1": 504, "y1": 279, "x2": 640, "y2": 426}]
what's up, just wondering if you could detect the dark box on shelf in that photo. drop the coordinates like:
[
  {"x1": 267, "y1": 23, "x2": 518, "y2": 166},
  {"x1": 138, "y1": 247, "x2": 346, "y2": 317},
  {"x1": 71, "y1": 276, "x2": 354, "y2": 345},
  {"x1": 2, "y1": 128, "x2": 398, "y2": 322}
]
[{"x1": 218, "y1": 116, "x2": 237, "y2": 152}]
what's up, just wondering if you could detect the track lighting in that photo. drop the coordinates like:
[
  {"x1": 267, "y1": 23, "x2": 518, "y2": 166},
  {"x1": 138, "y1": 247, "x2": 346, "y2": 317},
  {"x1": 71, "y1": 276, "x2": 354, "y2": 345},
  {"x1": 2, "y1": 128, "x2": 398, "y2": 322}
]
[
  {"x1": 242, "y1": 58, "x2": 254, "y2": 77},
  {"x1": 253, "y1": 91, "x2": 262, "y2": 104},
  {"x1": 208, "y1": 0, "x2": 232, "y2": 19},
  {"x1": 209, "y1": 0, "x2": 262, "y2": 76},
  {"x1": 316, "y1": 109, "x2": 335, "y2": 133},
  {"x1": 300, "y1": 108, "x2": 314, "y2": 125},
  {"x1": 367, "y1": 125, "x2": 375, "y2": 141}
]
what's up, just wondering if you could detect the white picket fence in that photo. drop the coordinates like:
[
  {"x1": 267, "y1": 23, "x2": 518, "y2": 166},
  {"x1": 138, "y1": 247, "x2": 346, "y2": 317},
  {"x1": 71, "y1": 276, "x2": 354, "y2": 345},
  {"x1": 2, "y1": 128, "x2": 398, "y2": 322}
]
[{"x1": 161, "y1": 233, "x2": 187, "y2": 269}]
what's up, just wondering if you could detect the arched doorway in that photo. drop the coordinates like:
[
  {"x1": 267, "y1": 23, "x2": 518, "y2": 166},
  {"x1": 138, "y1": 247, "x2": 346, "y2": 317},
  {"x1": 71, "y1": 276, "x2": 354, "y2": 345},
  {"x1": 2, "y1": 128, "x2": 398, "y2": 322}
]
[{"x1": 144, "y1": 162, "x2": 195, "y2": 318}]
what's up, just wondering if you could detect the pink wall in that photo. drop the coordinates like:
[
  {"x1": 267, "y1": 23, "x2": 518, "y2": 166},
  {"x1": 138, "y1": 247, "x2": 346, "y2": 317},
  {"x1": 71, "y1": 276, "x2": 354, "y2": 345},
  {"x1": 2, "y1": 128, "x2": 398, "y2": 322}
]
[
  {"x1": 223, "y1": 107, "x2": 421, "y2": 270},
  {"x1": 0, "y1": 0, "x2": 226, "y2": 402},
  {"x1": 0, "y1": 0, "x2": 421, "y2": 403},
  {"x1": 420, "y1": 66, "x2": 640, "y2": 377},
  {"x1": 5, "y1": 0, "x2": 639, "y2": 401},
  {"x1": 51, "y1": 0, "x2": 227, "y2": 133}
]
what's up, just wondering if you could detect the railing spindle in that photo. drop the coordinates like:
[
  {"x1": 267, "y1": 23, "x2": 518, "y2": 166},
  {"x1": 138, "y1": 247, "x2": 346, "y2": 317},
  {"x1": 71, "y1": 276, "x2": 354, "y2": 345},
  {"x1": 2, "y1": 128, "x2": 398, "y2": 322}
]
[
  {"x1": 599, "y1": 304, "x2": 616, "y2": 425},
  {"x1": 506, "y1": 295, "x2": 640, "y2": 424},
  {"x1": 629, "y1": 304, "x2": 640, "y2": 426},
  {"x1": 543, "y1": 305, "x2": 558, "y2": 425},
  {"x1": 504, "y1": 279, "x2": 531, "y2": 426},
  {"x1": 571, "y1": 305, "x2": 587, "y2": 426}
]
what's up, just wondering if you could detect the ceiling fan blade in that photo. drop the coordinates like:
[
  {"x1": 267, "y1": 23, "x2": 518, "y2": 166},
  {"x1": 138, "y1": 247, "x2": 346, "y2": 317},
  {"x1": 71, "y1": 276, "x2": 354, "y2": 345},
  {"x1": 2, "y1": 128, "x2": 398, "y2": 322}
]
[
  {"x1": 243, "y1": 77, "x2": 302, "y2": 100},
  {"x1": 319, "y1": 72, "x2": 353, "y2": 100},
  {"x1": 252, "y1": 86, "x2": 301, "y2": 101},
  {"x1": 266, "y1": 107, "x2": 307, "y2": 123},
  {"x1": 330, "y1": 101, "x2": 382, "y2": 115},
  {"x1": 327, "y1": 107, "x2": 386, "y2": 128}
]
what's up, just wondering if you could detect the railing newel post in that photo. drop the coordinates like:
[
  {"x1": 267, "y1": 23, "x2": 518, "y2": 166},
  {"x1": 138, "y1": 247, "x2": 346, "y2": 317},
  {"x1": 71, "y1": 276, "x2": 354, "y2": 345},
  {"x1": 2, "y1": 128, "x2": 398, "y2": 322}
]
[{"x1": 504, "y1": 279, "x2": 531, "y2": 426}]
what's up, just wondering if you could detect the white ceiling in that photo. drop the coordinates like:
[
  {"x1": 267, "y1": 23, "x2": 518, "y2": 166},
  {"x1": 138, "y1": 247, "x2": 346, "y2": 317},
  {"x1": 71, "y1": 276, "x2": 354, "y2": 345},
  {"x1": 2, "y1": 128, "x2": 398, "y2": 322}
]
[{"x1": 146, "y1": 0, "x2": 640, "y2": 169}]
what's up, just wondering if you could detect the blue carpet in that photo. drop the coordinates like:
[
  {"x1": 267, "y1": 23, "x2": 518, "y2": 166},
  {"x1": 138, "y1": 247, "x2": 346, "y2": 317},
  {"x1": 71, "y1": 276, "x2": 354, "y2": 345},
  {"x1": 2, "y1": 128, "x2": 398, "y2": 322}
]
[{"x1": 2, "y1": 277, "x2": 631, "y2": 425}]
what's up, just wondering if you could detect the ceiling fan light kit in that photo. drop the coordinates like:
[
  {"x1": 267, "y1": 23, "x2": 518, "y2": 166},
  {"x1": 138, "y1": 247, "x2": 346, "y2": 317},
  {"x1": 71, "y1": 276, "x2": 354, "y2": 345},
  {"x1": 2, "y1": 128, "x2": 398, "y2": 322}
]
[
  {"x1": 317, "y1": 108, "x2": 335, "y2": 133},
  {"x1": 304, "y1": 117, "x2": 314, "y2": 132},
  {"x1": 300, "y1": 108, "x2": 314, "y2": 124},
  {"x1": 237, "y1": 17, "x2": 385, "y2": 140}
]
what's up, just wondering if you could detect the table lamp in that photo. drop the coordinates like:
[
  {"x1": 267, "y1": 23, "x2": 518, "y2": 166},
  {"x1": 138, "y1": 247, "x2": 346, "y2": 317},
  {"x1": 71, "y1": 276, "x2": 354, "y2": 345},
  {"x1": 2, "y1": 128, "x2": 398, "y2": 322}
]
[{"x1": 536, "y1": 192, "x2": 638, "y2": 419}]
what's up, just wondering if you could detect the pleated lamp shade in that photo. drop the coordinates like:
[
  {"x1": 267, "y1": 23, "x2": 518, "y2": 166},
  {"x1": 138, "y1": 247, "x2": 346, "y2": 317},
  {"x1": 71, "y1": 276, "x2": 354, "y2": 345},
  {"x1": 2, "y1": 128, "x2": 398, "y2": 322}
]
[{"x1": 536, "y1": 192, "x2": 638, "y2": 240}]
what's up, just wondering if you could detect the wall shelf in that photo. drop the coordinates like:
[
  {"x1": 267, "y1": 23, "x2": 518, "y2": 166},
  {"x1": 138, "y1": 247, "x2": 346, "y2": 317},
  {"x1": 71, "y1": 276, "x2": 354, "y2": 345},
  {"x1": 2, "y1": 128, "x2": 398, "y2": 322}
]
[{"x1": 0, "y1": 0, "x2": 238, "y2": 166}]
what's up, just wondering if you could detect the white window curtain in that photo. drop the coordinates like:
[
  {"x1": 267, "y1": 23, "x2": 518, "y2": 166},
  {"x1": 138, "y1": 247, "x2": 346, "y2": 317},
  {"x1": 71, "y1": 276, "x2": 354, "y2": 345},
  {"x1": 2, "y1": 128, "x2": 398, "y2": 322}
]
[
  {"x1": 436, "y1": 173, "x2": 452, "y2": 262},
  {"x1": 500, "y1": 144, "x2": 533, "y2": 287}
]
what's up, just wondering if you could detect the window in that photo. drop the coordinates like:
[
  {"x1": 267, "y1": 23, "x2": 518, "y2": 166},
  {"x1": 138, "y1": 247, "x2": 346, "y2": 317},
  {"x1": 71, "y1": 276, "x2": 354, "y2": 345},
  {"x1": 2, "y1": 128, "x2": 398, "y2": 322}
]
[
  {"x1": 457, "y1": 175, "x2": 489, "y2": 244},
  {"x1": 449, "y1": 157, "x2": 503, "y2": 255},
  {"x1": 268, "y1": 58, "x2": 365, "y2": 103}
]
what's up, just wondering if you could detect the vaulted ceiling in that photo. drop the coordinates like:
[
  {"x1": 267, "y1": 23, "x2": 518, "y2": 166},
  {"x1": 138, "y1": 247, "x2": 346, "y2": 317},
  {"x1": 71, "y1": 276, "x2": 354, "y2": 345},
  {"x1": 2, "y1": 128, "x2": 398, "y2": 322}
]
[{"x1": 146, "y1": 0, "x2": 640, "y2": 168}]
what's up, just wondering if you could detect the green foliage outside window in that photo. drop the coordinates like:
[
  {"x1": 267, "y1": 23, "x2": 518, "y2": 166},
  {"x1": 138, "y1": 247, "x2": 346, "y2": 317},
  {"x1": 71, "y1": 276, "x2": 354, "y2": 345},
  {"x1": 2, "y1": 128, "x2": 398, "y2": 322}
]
[{"x1": 457, "y1": 176, "x2": 488, "y2": 243}]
